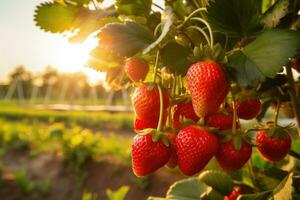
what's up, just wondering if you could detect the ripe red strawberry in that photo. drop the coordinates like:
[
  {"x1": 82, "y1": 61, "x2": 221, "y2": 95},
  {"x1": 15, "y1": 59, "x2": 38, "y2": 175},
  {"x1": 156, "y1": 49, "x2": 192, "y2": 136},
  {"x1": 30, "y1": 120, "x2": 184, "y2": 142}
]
[
  {"x1": 165, "y1": 132, "x2": 178, "y2": 168},
  {"x1": 125, "y1": 58, "x2": 149, "y2": 82},
  {"x1": 228, "y1": 99, "x2": 261, "y2": 120},
  {"x1": 186, "y1": 61, "x2": 230, "y2": 117},
  {"x1": 205, "y1": 113, "x2": 239, "y2": 130},
  {"x1": 292, "y1": 55, "x2": 300, "y2": 73},
  {"x1": 172, "y1": 101, "x2": 199, "y2": 129},
  {"x1": 132, "y1": 84, "x2": 170, "y2": 120},
  {"x1": 224, "y1": 187, "x2": 244, "y2": 200},
  {"x1": 134, "y1": 110, "x2": 168, "y2": 131},
  {"x1": 176, "y1": 126, "x2": 219, "y2": 176},
  {"x1": 215, "y1": 140, "x2": 252, "y2": 172},
  {"x1": 132, "y1": 133, "x2": 171, "y2": 176},
  {"x1": 256, "y1": 130, "x2": 291, "y2": 162}
]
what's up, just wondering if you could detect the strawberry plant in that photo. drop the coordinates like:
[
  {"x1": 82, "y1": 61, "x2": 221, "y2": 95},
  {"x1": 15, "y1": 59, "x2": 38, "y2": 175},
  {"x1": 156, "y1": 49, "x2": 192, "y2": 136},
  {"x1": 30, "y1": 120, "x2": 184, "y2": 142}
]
[{"x1": 34, "y1": 0, "x2": 300, "y2": 199}]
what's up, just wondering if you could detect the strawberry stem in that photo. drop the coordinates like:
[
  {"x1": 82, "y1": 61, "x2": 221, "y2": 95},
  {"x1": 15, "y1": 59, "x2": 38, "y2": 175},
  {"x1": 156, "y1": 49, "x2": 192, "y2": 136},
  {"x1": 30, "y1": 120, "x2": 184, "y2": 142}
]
[
  {"x1": 286, "y1": 64, "x2": 300, "y2": 136},
  {"x1": 190, "y1": 17, "x2": 214, "y2": 48},
  {"x1": 153, "y1": 51, "x2": 160, "y2": 83},
  {"x1": 178, "y1": 7, "x2": 207, "y2": 28},
  {"x1": 157, "y1": 84, "x2": 164, "y2": 132},
  {"x1": 186, "y1": 26, "x2": 211, "y2": 47},
  {"x1": 274, "y1": 99, "x2": 281, "y2": 127},
  {"x1": 230, "y1": 89, "x2": 238, "y2": 134}
]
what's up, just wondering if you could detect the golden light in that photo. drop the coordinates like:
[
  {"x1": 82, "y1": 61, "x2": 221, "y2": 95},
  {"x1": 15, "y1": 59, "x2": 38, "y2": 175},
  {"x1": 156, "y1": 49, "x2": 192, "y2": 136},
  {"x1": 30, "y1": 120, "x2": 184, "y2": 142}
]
[{"x1": 54, "y1": 34, "x2": 105, "y2": 85}]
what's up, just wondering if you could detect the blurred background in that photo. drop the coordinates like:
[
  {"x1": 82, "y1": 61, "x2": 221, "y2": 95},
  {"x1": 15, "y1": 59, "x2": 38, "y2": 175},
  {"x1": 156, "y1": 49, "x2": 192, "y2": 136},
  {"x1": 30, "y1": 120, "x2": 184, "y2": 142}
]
[{"x1": 0, "y1": 1, "x2": 186, "y2": 200}]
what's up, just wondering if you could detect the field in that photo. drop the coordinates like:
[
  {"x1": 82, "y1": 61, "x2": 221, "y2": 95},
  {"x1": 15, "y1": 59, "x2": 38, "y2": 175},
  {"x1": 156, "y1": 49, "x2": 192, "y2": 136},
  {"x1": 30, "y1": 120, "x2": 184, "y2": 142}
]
[{"x1": 0, "y1": 101, "x2": 183, "y2": 200}]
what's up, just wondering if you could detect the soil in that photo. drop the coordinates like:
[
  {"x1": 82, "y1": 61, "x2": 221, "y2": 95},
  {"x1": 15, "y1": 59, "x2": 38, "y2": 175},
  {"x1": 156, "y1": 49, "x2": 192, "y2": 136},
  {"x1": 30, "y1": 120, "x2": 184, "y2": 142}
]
[{"x1": 0, "y1": 150, "x2": 184, "y2": 200}]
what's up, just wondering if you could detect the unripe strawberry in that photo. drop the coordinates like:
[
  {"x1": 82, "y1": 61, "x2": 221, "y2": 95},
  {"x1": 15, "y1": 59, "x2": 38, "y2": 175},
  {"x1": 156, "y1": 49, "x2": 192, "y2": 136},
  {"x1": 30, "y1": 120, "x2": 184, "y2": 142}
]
[
  {"x1": 132, "y1": 84, "x2": 170, "y2": 120},
  {"x1": 132, "y1": 133, "x2": 171, "y2": 176},
  {"x1": 176, "y1": 126, "x2": 219, "y2": 176},
  {"x1": 125, "y1": 58, "x2": 149, "y2": 82},
  {"x1": 187, "y1": 61, "x2": 230, "y2": 117}
]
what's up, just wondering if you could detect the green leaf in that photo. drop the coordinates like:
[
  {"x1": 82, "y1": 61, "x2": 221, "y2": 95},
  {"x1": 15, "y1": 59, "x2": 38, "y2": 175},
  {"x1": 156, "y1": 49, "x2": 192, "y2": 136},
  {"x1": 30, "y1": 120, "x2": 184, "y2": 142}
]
[
  {"x1": 34, "y1": 2, "x2": 78, "y2": 33},
  {"x1": 143, "y1": 6, "x2": 174, "y2": 54},
  {"x1": 256, "y1": 168, "x2": 289, "y2": 191},
  {"x1": 206, "y1": 0, "x2": 262, "y2": 37},
  {"x1": 116, "y1": 0, "x2": 152, "y2": 17},
  {"x1": 262, "y1": 0, "x2": 290, "y2": 28},
  {"x1": 228, "y1": 29, "x2": 300, "y2": 86},
  {"x1": 87, "y1": 46, "x2": 124, "y2": 72},
  {"x1": 273, "y1": 172, "x2": 293, "y2": 200},
  {"x1": 228, "y1": 51, "x2": 264, "y2": 87},
  {"x1": 72, "y1": 0, "x2": 92, "y2": 5},
  {"x1": 243, "y1": 29, "x2": 300, "y2": 77},
  {"x1": 161, "y1": 42, "x2": 192, "y2": 75},
  {"x1": 166, "y1": 177, "x2": 206, "y2": 200},
  {"x1": 237, "y1": 190, "x2": 272, "y2": 200},
  {"x1": 70, "y1": 15, "x2": 120, "y2": 43},
  {"x1": 99, "y1": 21, "x2": 155, "y2": 57},
  {"x1": 106, "y1": 185, "x2": 130, "y2": 200},
  {"x1": 172, "y1": 0, "x2": 186, "y2": 19},
  {"x1": 199, "y1": 170, "x2": 233, "y2": 195},
  {"x1": 200, "y1": 188, "x2": 224, "y2": 200}
]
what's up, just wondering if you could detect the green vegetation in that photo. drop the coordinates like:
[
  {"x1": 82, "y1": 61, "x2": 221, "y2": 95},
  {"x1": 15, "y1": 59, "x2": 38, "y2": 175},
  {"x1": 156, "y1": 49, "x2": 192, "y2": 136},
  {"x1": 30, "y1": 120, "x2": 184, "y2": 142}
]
[{"x1": 0, "y1": 101, "x2": 134, "y2": 130}]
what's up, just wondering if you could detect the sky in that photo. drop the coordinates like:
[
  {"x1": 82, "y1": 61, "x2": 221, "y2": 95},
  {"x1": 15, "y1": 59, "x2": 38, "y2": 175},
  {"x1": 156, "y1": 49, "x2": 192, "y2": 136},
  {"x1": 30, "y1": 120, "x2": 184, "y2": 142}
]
[{"x1": 0, "y1": 0, "x2": 162, "y2": 85}]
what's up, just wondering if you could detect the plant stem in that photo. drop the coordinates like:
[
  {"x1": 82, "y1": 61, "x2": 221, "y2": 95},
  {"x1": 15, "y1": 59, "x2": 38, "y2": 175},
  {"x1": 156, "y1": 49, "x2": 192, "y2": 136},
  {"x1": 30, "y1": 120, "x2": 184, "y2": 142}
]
[
  {"x1": 247, "y1": 160, "x2": 257, "y2": 187},
  {"x1": 153, "y1": 51, "x2": 160, "y2": 83},
  {"x1": 186, "y1": 26, "x2": 211, "y2": 47},
  {"x1": 178, "y1": 7, "x2": 207, "y2": 28},
  {"x1": 289, "y1": 150, "x2": 300, "y2": 160},
  {"x1": 274, "y1": 100, "x2": 281, "y2": 127},
  {"x1": 157, "y1": 84, "x2": 164, "y2": 131},
  {"x1": 230, "y1": 89, "x2": 237, "y2": 134},
  {"x1": 152, "y1": 2, "x2": 163, "y2": 11},
  {"x1": 190, "y1": 17, "x2": 214, "y2": 48},
  {"x1": 286, "y1": 65, "x2": 300, "y2": 135}
]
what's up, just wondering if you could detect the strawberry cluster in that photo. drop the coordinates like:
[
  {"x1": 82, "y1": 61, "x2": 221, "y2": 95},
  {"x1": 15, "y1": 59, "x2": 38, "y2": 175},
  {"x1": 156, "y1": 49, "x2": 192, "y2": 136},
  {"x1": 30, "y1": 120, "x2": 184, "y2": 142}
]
[{"x1": 127, "y1": 59, "x2": 292, "y2": 177}]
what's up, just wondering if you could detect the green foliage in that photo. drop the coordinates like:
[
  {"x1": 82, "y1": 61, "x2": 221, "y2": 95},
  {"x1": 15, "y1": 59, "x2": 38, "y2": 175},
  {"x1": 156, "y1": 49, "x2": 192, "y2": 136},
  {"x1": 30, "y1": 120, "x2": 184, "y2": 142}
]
[
  {"x1": 116, "y1": 0, "x2": 152, "y2": 17},
  {"x1": 206, "y1": 0, "x2": 263, "y2": 37},
  {"x1": 34, "y1": 2, "x2": 78, "y2": 33},
  {"x1": 99, "y1": 21, "x2": 155, "y2": 56},
  {"x1": 229, "y1": 29, "x2": 300, "y2": 86},
  {"x1": 160, "y1": 42, "x2": 192, "y2": 75},
  {"x1": 106, "y1": 185, "x2": 130, "y2": 200},
  {"x1": 143, "y1": 6, "x2": 174, "y2": 54},
  {"x1": 262, "y1": 0, "x2": 290, "y2": 28},
  {"x1": 166, "y1": 177, "x2": 206, "y2": 200},
  {"x1": 199, "y1": 170, "x2": 233, "y2": 195}
]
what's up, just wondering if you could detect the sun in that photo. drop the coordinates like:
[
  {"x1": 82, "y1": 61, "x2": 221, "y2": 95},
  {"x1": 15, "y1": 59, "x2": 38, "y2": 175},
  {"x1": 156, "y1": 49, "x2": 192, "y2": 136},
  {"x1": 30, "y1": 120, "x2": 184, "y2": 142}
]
[{"x1": 54, "y1": 34, "x2": 105, "y2": 85}]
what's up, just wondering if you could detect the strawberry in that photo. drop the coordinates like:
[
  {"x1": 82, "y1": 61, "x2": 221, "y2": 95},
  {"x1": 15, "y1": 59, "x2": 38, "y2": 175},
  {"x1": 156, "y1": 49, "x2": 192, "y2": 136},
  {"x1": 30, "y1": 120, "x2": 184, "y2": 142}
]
[
  {"x1": 172, "y1": 101, "x2": 199, "y2": 129},
  {"x1": 134, "y1": 110, "x2": 168, "y2": 131},
  {"x1": 215, "y1": 140, "x2": 252, "y2": 172},
  {"x1": 292, "y1": 55, "x2": 300, "y2": 73},
  {"x1": 132, "y1": 84, "x2": 170, "y2": 120},
  {"x1": 165, "y1": 132, "x2": 178, "y2": 168},
  {"x1": 186, "y1": 61, "x2": 230, "y2": 118},
  {"x1": 224, "y1": 187, "x2": 244, "y2": 200},
  {"x1": 132, "y1": 133, "x2": 171, "y2": 176},
  {"x1": 176, "y1": 126, "x2": 219, "y2": 176},
  {"x1": 228, "y1": 99, "x2": 261, "y2": 120},
  {"x1": 125, "y1": 58, "x2": 149, "y2": 82},
  {"x1": 205, "y1": 113, "x2": 239, "y2": 130},
  {"x1": 255, "y1": 129, "x2": 291, "y2": 162}
]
